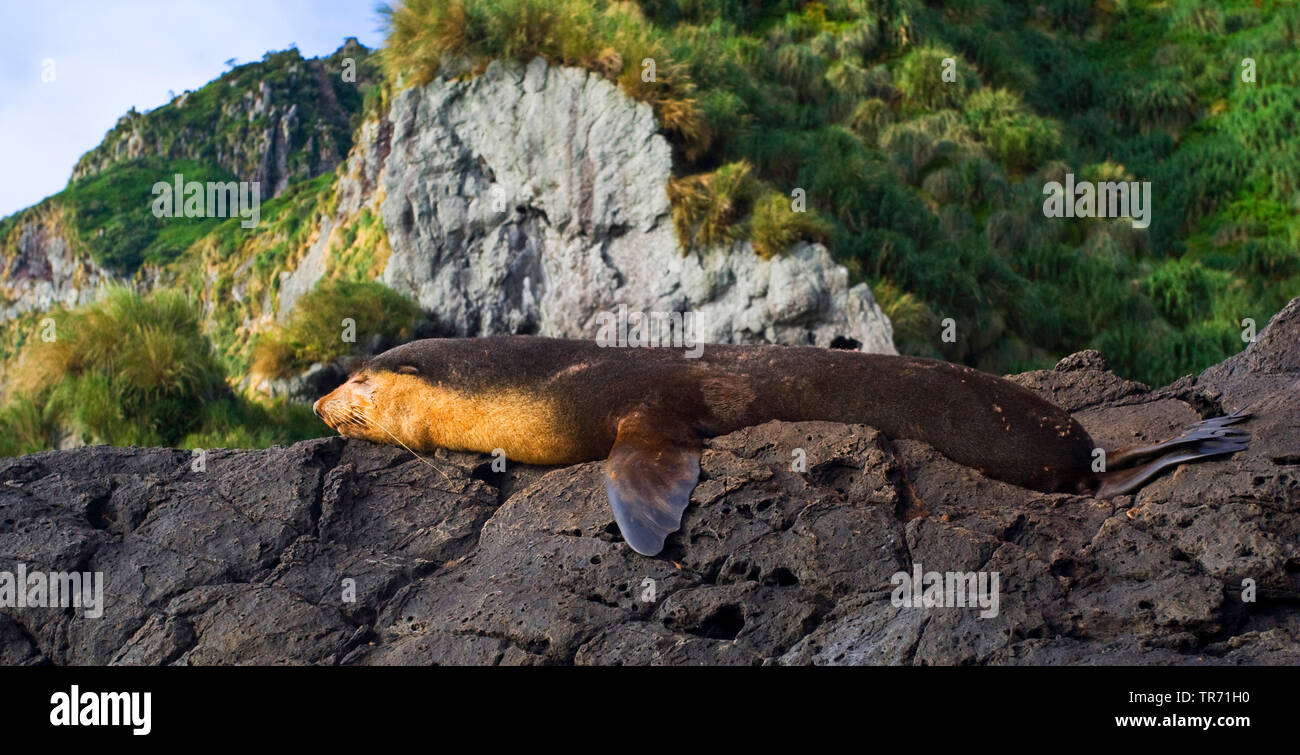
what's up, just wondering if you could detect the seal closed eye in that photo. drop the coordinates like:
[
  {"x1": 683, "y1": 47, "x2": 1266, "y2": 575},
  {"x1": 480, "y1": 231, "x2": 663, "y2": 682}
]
[{"x1": 314, "y1": 337, "x2": 1253, "y2": 557}]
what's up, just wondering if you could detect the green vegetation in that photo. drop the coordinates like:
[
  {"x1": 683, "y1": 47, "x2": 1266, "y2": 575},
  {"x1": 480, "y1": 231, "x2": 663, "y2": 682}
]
[
  {"x1": 0, "y1": 287, "x2": 325, "y2": 455},
  {"x1": 251, "y1": 279, "x2": 419, "y2": 379},
  {"x1": 327, "y1": 207, "x2": 393, "y2": 281},
  {"x1": 667, "y1": 161, "x2": 761, "y2": 249},
  {"x1": 382, "y1": 0, "x2": 1300, "y2": 384},
  {"x1": 667, "y1": 160, "x2": 833, "y2": 256},
  {"x1": 3, "y1": 2, "x2": 1298, "y2": 456},
  {"x1": 60, "y1": 158, "x2": 238, "y2": 272}
]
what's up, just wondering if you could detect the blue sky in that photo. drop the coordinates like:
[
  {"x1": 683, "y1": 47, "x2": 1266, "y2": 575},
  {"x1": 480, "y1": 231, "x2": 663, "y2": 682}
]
[{"x1": 0, "y1": 1, "x2": 387, "y2": 218}]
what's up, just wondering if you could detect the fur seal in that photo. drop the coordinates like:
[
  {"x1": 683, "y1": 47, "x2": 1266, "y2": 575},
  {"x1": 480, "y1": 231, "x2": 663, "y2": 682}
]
[{"x1": 313, "y1": 337, "x2": 1251, "y2": 556}]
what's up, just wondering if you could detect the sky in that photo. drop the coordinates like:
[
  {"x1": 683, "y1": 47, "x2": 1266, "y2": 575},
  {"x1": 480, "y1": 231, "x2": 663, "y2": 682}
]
[{"x1": 0, "y1": 0, "x2": 388, "y2": 218}]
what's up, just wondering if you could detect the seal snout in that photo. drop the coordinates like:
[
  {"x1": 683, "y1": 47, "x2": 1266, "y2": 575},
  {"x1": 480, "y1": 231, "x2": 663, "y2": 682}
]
[
  {"x1": 313, "y1": 390, "x2": 342, "y2": 428},
  {"x1": 313, "y1": 371, "x2": 384, "y2": 440}
]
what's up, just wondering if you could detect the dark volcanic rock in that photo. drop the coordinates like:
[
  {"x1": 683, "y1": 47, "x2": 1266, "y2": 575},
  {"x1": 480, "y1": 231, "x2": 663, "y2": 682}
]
[{"x1": 2, "y1": 301, "x2": 1298, "y2": 665}]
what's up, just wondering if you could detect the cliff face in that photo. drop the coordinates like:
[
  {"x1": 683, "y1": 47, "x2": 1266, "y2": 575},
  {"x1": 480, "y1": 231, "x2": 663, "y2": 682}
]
[
  {"x1": 0, "y1": 211, "x2": 109, "y2": 323},
  {"x1": 2, "y1": 299, "x2": 1296, "y2": 666},
  {"x1": 282, "y1": 57, "x2": 895, "y2": 353}
]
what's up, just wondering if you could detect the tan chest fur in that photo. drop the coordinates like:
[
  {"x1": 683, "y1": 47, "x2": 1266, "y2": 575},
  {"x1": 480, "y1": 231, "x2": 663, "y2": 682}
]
[{"x1": 373, "y1": 373, "x2": 586, "y2": 465}]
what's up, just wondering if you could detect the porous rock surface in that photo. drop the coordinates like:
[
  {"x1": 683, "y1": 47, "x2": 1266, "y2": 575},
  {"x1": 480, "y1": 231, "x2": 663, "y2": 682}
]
[{"x1": 1, "y1": 299, "x2": 1297, "y2": 666}]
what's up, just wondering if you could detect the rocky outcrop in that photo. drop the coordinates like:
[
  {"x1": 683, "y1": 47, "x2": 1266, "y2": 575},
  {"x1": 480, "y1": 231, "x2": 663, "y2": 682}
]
[
  {"x1": 70, "y1": 42, "x2": 377, "y2": 198},
  {"x1": 0, "y1": 216, "x2": 111, "y2": 323},
  {"x1": 2, "y1": 299, "x2": 1296, "y2": 666},
  {"x1": 374, "y1": 58, "x2": 893, "y2": 352}
]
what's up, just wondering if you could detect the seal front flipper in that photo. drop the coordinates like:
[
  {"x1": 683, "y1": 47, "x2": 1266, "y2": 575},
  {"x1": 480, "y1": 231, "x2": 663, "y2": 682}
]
[{"x1": 604, "y1": 411, "x2": 701, "y2": 556}]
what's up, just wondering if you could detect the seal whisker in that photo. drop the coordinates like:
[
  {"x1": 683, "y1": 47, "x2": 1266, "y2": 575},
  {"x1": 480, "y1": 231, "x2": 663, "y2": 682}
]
[{"x1": 346, "y1": 407, "x2": 457, "y2": 487}]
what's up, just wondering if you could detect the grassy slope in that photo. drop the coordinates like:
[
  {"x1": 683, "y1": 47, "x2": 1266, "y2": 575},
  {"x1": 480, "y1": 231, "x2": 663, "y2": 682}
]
[{"x1": 668, "y1": 0, "x2": 1299, "y2": 384}]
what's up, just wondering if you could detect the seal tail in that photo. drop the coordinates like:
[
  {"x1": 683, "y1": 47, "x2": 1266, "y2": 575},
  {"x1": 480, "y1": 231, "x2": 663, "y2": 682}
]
[{"x1": 1094, "y1": 414, "x2": 1252, "y2": 498}]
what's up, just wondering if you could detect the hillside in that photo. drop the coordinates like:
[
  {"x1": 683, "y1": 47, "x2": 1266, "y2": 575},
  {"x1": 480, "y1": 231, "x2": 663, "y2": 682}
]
[{"x1": 1, "y1": 1, "x2": 1297, "y2": 454}]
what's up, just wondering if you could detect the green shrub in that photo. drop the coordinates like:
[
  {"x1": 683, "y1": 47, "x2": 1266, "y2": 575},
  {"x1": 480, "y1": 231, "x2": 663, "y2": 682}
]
[
  {"x1": 667, "y1": 161, "x2": 762, "y2": 251},
  {"x1": 1143, "y1": 258, "x2": 1218, "y2": 327},
  {"x1": 252, "y1": 279, "x2": 419, "y2": 378},
  {"x1": 750, "y1": 190, "x2": 832, "y2": 259},
  {"x1": 0, "y1": 286, "x2": 343, "y2": 455},
  {"x1": 896, "y1": 46, "x2": 979, "y2": 112},
  {"x1": 964, "y1": 88, "x2": 1060, "y2": 173},
  {"x1": 0, "y1": 397, "x2": 56, "y2": 457},
  {"x1": 872, "y1": 279, "x2": 940, "y2": 358},
  {"x1": 1240, "y1": 239, "x2": 1300, "y2": 278},
  {"x1": 848, "y1": 97, "x2": 895, "y2": 143},
  {"x1": 3, "y1": 286, "x2": 227, "y2": 448},
  {"x1": 774, "y1": 43, "x2": 827, "y2": 102}
]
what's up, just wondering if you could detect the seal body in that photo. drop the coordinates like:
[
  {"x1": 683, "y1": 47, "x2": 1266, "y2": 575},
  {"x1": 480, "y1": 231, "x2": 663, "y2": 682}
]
[{"x1": 314, "y1": 337, "x2": 1249, "y2": 555}]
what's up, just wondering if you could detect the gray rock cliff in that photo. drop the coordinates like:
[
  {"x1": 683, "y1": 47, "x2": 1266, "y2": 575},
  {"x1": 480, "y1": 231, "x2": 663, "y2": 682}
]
[
  {"x1": 289, "y1": 58, "x2": 896, "y2": 352},
  {"x1": 0, "y1": 219, "x2": 110, "y2": 323}
]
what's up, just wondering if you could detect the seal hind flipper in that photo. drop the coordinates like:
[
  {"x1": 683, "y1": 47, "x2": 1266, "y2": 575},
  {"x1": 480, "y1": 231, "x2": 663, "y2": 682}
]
[
  {"x1": 1095, "y1": 435, "x2": 1251, "y2": 498},
  {"x1": 604, "y1": 412, "x2": 701, "y2": 556},
  {"x1": 1107, "y1": 410, "x2": 1252, "y2": 469}
]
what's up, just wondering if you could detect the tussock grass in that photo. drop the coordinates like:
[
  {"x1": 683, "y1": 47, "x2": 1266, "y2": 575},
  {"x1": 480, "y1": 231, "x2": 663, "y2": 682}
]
[
  {"x1": 0, "y1": 286, "x2": 332, "y2": 455},
  {"x1": 896, "y1": 46, "x2": 979, "y2": 112},
  {"x1": 2, "y1": 286, "x2": 225, "y2": 450},
  {"x1": 871, "y1": 279, "x2": 940, "y2": 358},
  {"x1": 251, "y1": 279, "x2": 419, "y2": 379},
  {"x1": 963, "y1": 88, "x2": 1060, "y2": 175},
  {"x1": 667, "y1": 161, "x2": 761, "y2": 251},
  {"x1": 380, "y1": 0, "x2": 707, "y2": 154},
  {"x1": 847, "y1": 97, "x2": 895, "y2": 143},
  {"x1": 750, "y1": 191, "x2": 832, "y2": 260}
]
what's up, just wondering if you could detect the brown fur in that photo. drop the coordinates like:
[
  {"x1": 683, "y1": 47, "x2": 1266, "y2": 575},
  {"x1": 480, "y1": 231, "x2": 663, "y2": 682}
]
[
  {"x1": 316, "y1": 337, "x2": 1250, "y2": 556},
  {"x1": 316, "y1": 372, "x2": 585, "y2": 465},
  {"x1": 314, "y1": 336, "x2": 1102, "y2": 494}
]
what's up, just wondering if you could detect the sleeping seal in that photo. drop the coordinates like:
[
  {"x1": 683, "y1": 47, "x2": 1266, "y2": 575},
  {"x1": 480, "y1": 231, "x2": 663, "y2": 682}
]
[{"x1": 313, "y1": 337, "x2": 1251, "y2": 556}]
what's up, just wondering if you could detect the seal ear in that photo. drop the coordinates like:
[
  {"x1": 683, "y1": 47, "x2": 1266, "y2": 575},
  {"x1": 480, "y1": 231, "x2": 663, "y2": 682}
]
[{"x1": 604, "y1": 412, "x2": 701, "y2": 557}]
